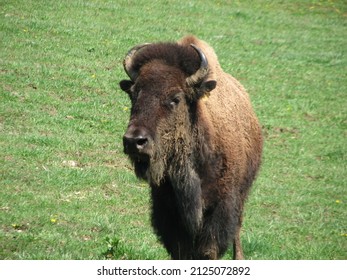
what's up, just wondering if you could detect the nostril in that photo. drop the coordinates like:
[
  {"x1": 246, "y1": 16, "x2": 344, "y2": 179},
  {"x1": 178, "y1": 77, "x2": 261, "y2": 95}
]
[
  {"x1": 123, "y1": 127, "x2": 151, "y2": 154},
  {"x1": 136, "y1": 138, "x2": 148, "y2": 148}
]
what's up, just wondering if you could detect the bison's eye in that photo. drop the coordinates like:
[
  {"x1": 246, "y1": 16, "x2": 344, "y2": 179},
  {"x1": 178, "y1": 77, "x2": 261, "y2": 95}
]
[{"x1": 169, "y1": 96, "x2": 180, "y2": 108}]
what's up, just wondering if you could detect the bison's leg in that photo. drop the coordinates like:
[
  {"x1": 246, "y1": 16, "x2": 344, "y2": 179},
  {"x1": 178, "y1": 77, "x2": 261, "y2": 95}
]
[
  {"x1": 150, "y1": 182, "x2": 194, "y2": 259},
  {"x1": 170, "y1": 165, "x2": 203, "y2": 237},
  {"x1": 194, "y1": 201, "x2": 235, "y2": 260},
  {"x1": 233, "y1": 221, "x2": 244, "y2": 260}
]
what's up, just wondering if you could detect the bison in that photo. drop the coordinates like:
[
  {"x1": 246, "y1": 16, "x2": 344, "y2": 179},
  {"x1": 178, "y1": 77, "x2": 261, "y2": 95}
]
[{"x1": 119, "y1": 35, "x2": 263, "y2": 260}]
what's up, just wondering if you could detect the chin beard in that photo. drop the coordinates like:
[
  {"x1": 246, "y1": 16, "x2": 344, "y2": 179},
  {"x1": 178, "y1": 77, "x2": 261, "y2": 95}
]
[
  {"x1": 131, "y1": 156, "x2": 150, "y2": 181},
  {"x1": 130, "y1": 152, "x2": 168, "y2": 186}
]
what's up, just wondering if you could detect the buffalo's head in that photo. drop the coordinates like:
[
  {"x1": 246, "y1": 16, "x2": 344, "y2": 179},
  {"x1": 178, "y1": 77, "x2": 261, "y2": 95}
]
[{"x1": 119, "y1": 42, "x2": 216, "y2": 184}]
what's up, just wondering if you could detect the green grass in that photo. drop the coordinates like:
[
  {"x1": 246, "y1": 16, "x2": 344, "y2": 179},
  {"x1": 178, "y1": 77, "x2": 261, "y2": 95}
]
[{"x1": 0, "y1": 0, "x2": 346, "y2": 260}]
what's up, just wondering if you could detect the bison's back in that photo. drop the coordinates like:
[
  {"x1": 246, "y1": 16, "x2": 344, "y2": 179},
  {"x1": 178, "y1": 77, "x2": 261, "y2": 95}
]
[
  {"x1": 187, "y1": 36, "x2": 263, "y2": 193},
  {"x1": 211, "y1": 72, "x2": 262, "y2": 186}
]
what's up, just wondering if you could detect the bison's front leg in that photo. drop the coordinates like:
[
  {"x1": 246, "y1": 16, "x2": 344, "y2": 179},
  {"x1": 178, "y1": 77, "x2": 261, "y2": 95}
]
[
  {"x1": 233, "y1": 224, "x2": 244, "y2": 260},
  {"x1": 170, "y1": 165, "x2": 203, "y2": 238}
]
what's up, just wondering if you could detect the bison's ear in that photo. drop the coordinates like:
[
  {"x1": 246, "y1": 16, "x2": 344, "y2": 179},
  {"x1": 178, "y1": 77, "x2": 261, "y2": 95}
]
[
  {"x1": 195, "y1": 80, "x2": 217, "y2": 100},
  {"x1": 200, "y1": 80, "x2": 217, "y2": 94},
  {"x1": 119, "y1": 80, "x2": 134, "y2": 95},
  {"x1": 186, "y1": 44, "x2": 217, "y2": 100}
]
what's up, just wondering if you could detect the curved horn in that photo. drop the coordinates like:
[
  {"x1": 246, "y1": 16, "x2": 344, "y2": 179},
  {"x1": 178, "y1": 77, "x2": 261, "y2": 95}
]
[
  {"x1": 186, "y1": 44, "x2": 209, "y2": 87},
  {"x1": 123, "y1": 43, "x2": 150, "y2": 81}
]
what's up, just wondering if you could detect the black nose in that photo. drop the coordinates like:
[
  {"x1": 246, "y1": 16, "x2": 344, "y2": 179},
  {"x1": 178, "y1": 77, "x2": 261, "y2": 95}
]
[{"x1": 123, "y1": 127, "x2": 151, "y2": 155}]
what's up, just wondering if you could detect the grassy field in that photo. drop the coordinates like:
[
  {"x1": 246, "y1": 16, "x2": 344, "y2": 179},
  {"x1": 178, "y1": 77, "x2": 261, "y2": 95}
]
[{"x1": 0, "y1": 0, "x2": 346, "y2": 260}]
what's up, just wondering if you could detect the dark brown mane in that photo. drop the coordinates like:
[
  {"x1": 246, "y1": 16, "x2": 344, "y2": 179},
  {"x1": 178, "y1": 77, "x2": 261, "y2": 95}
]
[{"x1": 131, "y1": 43, "x2": 201, "y2": 77}]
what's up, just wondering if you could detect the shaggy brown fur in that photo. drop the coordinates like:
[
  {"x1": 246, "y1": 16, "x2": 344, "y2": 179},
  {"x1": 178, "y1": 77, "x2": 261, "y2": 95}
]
[{"x1": 120, "y1": 35, "x2": 263, "y2": 259}]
